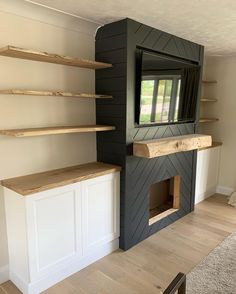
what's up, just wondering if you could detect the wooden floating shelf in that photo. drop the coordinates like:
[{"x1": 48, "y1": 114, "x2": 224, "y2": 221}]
[
  {"x1": 199, "y1": 141, "x2": 223, "y2": 151},
  {"x1": 0, "y1": 89, "x2": 112, "y2": 99},
  {"x1": 202, "y1": 80, "x2": 217, "y2": 84},
  {"x1": 0, "y1": 125, "x2": 115, "y2": 137},
  {"x1": 1, "y1": 162, "x2": 121, "y2": 196},
  {"x1": 133, "y1": 134, "x2": 212, "y2": 158},
  {"x1": 0, "y1": 45, "x2": 112, "y2": 69},
  {"x1": 199, "y1": 118, "x2": 219, "y2": 123},
  {"x1": 200, "y1": 98, "x2": 218, "y2": 102}
]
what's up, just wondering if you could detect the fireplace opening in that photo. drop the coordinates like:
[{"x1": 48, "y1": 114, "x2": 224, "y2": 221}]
[{"x1": 149, "y1": 175, "x2": 180, "y2": 225}]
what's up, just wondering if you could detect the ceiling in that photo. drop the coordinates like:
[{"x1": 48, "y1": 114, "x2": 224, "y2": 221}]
[{"x1": 24, "y1": 0, "x2": 236, "y2": 56}]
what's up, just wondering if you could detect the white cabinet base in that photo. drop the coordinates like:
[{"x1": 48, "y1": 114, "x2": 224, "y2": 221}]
[
  {"x1": 11, "y1": 239, "x2": 119, "y2": 294},
  {"x1": 4, "y1": 172, "x2": 120, "y2": 294}
]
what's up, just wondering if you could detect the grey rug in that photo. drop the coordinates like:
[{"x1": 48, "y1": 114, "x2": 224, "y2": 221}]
[{"x1": 187, "y1": 232, "x2": 236, "y2": 294}]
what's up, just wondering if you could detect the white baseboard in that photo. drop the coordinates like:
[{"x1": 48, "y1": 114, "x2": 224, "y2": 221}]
[
  {"x1": 11, "y1": 239, "x2": 119, "y2": 294},
  {"x1": 216, "y1": 186, "x2": 234, "y2": 196},
  {"x1": 10, "y1": 271, "x2": 29, "y2": 294},
  {"x1": 195, "y1": 185, "x2": 217, "y2": 204},
  {"x1": 0, "y1": 265, "x2": 9, "y2": 284}
]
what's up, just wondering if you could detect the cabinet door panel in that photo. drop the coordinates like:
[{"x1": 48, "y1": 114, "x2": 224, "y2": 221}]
[
  {"x1": 195, "y1": 147, "x2": 221, "y2": 204},
  {"x1": 36, "y1": 191, "x2": 76, "y2": 269},
  {"x1": 26, "y1": 183, "x2": 82, "y2": 280},
  {"x1": 82, "y1": 173, "x2": 119, "y2": 254}
]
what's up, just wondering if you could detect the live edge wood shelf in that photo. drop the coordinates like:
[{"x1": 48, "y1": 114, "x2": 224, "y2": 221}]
[
  {"x1": 1, "y1": 162, "x2": 121, "y2": 196},
  {"x1": 200, "y1": 98, "x2": 218, "y2": 102},
  {"x1": 0, "y1": 46, "x2": 112, "y2": 69},
  {"x1": 0, "y1": 125, "x2": 115, "y2": 137},
  {"x1": 133, "y1": 134, "x2": 212, "y2": 158},
  {"x1": 199, "y1": 118, "x2": 219, "y2": 123},
  {"x1": 0, "y1": 90, "x2": 112, "y2": 99}
]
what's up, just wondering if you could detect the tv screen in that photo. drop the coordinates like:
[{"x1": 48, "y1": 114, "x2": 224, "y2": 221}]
[{"x1": 136, "y1": 50, "x2": 200, "y2": 126}]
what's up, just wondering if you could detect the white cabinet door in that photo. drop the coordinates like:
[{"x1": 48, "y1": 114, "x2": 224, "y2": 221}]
[
  {"x1": 195, "y1": 147, "x2": 221, "y2": 204},
  {"x1": 26, "y1": 183, "x2": 83, "y2": 280},
  {"x1": 24, "y1": 172, "x2": 120, "y2": 282},
  {"x1": 82, "y1": 172, "x2": 120, "y2": 255}
]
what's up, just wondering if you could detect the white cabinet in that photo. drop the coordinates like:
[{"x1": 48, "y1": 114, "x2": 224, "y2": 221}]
[
  {"x1": 195, "y1": 146, "x2": 221, "y2": 204},
  {"x1": 82, "y1": 174, "x2": 119, "y2": 255},
  {"x1": 26, "y1": 184, "x2": 83, "y2": 283},
  {"x1": 4, "y1": 172, "x2": 120, "y2": 294}
]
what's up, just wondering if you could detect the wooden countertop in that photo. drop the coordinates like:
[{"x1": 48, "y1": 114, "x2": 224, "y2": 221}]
[
  {"x1": 198, "y1": 141, "x2": 223, "y2": 151},
  {"x1": 1, "y1": 162, "x2": 121, "y2": 196}
]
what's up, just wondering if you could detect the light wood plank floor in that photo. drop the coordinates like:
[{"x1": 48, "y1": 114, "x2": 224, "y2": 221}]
[{"x1": 1, "y1": 194, "x2": 235, "y2": 294}]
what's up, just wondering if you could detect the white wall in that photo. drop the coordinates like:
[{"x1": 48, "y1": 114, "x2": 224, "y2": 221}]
[
  {"x1": 202, "y1": 56, "x2": 236, "y2": 193},
  {"x1": 0, "y1": 0, "x2": 100, "y2": 278}
]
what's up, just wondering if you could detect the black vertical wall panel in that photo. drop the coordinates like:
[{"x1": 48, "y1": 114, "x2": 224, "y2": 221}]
[{"x1": 96, "y1": 18, "x2": 204, "y2": 250}]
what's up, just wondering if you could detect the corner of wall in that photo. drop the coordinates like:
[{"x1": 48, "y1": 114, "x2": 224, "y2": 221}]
[
  {"x1": 216, "y1": 186, "x2": 234, "y2": 196},
  {"x1": 195, "y1": 185, "x2": 217, "y2": 204},
  {"x1": 0, "y1": 0, "x2": 99, "y2": 36},
  {"x1": 0, "y1": 265, "x2": 9, "y2": 284}
]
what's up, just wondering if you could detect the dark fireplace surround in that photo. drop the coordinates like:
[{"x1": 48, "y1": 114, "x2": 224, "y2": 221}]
[{"x1": 95, "y1": 18, "x2": 204, "y2": 250}]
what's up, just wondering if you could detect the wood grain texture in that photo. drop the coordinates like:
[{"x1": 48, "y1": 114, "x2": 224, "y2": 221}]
[
  {"x1": 199, "y1": 118, "x2": 219, "y2": 123},
  {"x1": 133, "y1": 134, "x2": 212, "y2": 158},
  {"x1": 1, "y1": 162, "x2": 121, "y2": 196},
  {"x1": 0, "y1": 90, "x2": 112, "y2": 99},
  {"x1": 173, "y1": 175, "x2": 181, "y2": 209},
  {"x1": 0, "y1": 46, "x2": 112, "y2": 69},
  {"x1": 148, "y1": 175, "x2": 180, "y2": 226},
  {"x1": 149, "y1": 208, "x2": 179, "y2": 226},
  {"x1": 0, "y1": 125, "x2": 115, "y2": 137},
  {"x1": 200, "y1": 98, "x2": 218, "y2": 102}
]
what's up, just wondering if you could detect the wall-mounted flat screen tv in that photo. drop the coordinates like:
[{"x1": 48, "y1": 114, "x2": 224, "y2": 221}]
[{"x1": 135, "y1": 49, "x2": 200, "y2": 126}]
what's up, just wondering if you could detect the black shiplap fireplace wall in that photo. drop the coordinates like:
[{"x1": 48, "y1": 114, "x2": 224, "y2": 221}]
[{"x1": 96, "y1": 18, "x2": 204, "y2": 250}]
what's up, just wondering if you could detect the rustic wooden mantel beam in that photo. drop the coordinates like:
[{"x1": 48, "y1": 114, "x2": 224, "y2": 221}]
[{"x1": 133, "y1": 134, "x2": 212, "y2": 158}]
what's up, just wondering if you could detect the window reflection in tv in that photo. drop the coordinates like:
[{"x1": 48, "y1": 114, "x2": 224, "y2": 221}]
[{"x1": 136, "y1": 50, "x2": 200, "y2": 125}]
